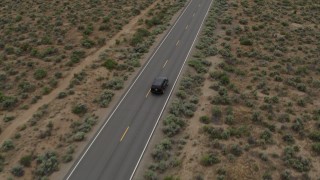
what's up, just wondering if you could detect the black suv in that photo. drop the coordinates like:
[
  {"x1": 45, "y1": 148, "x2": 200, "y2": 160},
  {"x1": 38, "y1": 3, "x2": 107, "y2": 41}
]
[{"x1": 151, "y1": 77, "x2": 168, "y2": 94}]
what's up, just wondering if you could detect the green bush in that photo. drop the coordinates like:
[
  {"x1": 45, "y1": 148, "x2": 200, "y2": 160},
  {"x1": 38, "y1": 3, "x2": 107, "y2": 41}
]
[
  {"x1": 0, "y1": 95, "x2": 18, "y2": 110},
  {"x1": 97, "y1": 90, "x2": 114, "y2": 108},
  {"x1": 35, "y1": 151, "x2": 59, "y2": 177},
  {"x1": 20, "y1": 155, "x2": 32, "y2": 167},
  {"x1": 200, "y1": 115, "x2": 210, "y2": 124},
  {"x1": 2, "y1": 139, "x2": 14, "y2": 151},
  {"x1": 102, "y1": 78, "x2": 124, "y2": 90},
  {"x1": 81, "y1": 38, "x2": 95, "y2": 49},
  {"x1": 239, "y1": 37, "x2": 253, "y2": 46},
  {"x1": 163, "y1": 115, "x2": 185, "y2": 137},
  {"x1": 57, "y1": 92, "x2": 68, "y2": 99},
  {"x1": 0, "y1": 155, "x2": 4, "y2": 172},
  {"x1": 3, "y1": 115, "x2": 15, "y2": 122},
  {"x1": 11, "y1": 165, "x2": 24, "y2": 177},
  {"x1": 260, "y1": 130, "x2": 273, "y2": 143},
  {"x1": 103, "y1": 59, "x2": 118, "y2": 70},
  {"x1": 144, "y1": 170, "x2": 157, "y2": 180},
  {"x1": 72, "y1": 103, "x2": 88, "y2": 115},
  {"x1": 225, "y1": 115, "x2": 234, "y2": 125},
  {"x1": 283, "y1": 146, "x2": 311, "y2": 172},
  {"x1": 70, "y1": 50, "x2": 86, "y2": 64},
  {"x1": 210, "y1": 71, "x2": 230, "y2": 85},
  {"x1": 152, "y1": 139, "x2": 172, "y2": 162},
  {"x1": 309, "y1": 131, "x2": 320, "y2": 142},
  {"x1": 230, "y1": 144, "x2": 243, "y2": 156},
  {"x1": 34, "y1": 69, "x2": 47, "y2": 80},
  {"x1": 18, "y1": 81, "x2": 35, "y2": 92},
  {"x1": 200, "y1": 153, "x2": 220, "y2": 166},
  {"x1": 130, "y1": 28, "x2": 150, "y2": 46},
  {"x1": 312, "y1": 143, "x2": 320, "y2": 155}
]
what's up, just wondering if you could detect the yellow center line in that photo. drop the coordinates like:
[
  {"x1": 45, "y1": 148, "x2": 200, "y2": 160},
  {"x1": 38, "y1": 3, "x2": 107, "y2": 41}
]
[
  {"x1": 120, "y1": 126, "x2": 129, "y2": 142},
  {"x1": 185, "y1": 25, "x2": 189, "y2": 30},
  {"x1": 163, "y1": 60, "x2": 168, "y2": 68},
  {"x1": 176, "y1": 40, "x2": 180, "y2": 46},
  {"x1": 146, "y1": 89, "x2": 151, "y2": 98}
]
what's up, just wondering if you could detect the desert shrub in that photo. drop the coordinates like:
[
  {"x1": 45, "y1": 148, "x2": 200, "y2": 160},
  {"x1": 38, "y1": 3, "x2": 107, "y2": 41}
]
[
  {"x1": 163, "y1": 115, "x2": 185, "y2": 137},
  {"x1": 11, "y1": 165, "x2": 24, "y2": 177},
  {"x1": 200, "y1": 115, "x2": 210, "y2": 124},
  {"x1": 200, "y1": 153, "x2": 220, "y2": 166},
  {"x1": 20, "y1": 155, "x2": 32, "y2": 167},
  {"x1": 169, "y1": 100, "x2": 197, "y2": 117},
  {"x1": 70, "y1": 116, "x2": 97, "y2": 134},
  {"x1": 70, "y1": 50, "x2": 86, "y2": 64},
  {"x1": 152, "y1": 139, "x2": 172, "y2": 162},
  {"x1": 239, "y1": 37, "x2": 253, "y2": 46},
  {"x1": 278, "y1": 113, "x2": 290, "y2": 123},
  {"x1": 145, "y1": 16, "x2": 162, "y2": 28},
  {"x1": 283, "y1": 146, "x2": 311, "y2": 172},
  {"x1": 34, "y1": 69, "x2": 47, "y2": 80},
  {"x1": 73, "y1": 132, "x2": 85, "y2": 141},
  {"x1": 57, "y1": 92, "x2": 67, "y2": 99},
  {"x1": 163, "y1": 175, "x2": 180, "y2": 180},
  {"x1": 230, "y1": 144, "x2": 243, "y2": 156},
  {"x1": 72, "y1": 103, "x2": 88, "y2": 115},
  {"x1": 2, "y1": 139, "x2": 14, "y2": 151},
  {"x1": 62, "y1": 154, "x2": 73, "y2": 163},
  {"x1": 144, "y1": 170, "x2": 157, "y2": 180},
  {"x1": 280, "y1": 170, "x2": 293, "y2": 180},
  {"x1": 225, "y1": 114, "x2": 234, "y2": 125},
  {"x1": 210, "y1": 71, "x2": 230, "y2": 85},
  {"x1": 252, "y1": 111, "x2": 263, "y2": 123},
  {"x1": 228, "y1": 125, "x2": 250, "y2": 138},
  {"x1": 309, "y1": 131, "x2": 320, "y2": 142},
  {"x1": 212, "y1": 106, "x2": 222, "y2": 118},
  {"x1": 35, "y1": 151, "x2": 59, "y2": 177},
  {"x1": 282, "y1": 134, "x2": 295, "y2": 144},
  {"x1": 0, "y1": 155, "x2": 4, "y2": 172},
  {"x1": 312, "y1": 143, "x2": 320, "y2": 155},
  {"x1": 18, "y1": 81, "x2": 35, "y2": 92},
  {"x1": 103, "y1": 59, "x2": 118, "y2": 70},
  {"x1": 188, "y1": 59, "x2": 209, "y2": 73},
  {"x1": 102, "y1": 78, "x2": 124, "y2": 90},
  {"x1": 291, "y1": 118, "x2": 304, "y2": 133},
  {"x1": 130, "y1": 28, "x2": 150, "y2": 46},
  {"x1": 97, "y1": 90, "x2": 114, "y2": 108},
  {"x1": 81, "y1": 38, "x2": 95, "y2": 48},
  {"x1": 202, "y1": 126, "x2": 228, "y2": 140},
  {"x1": 3, "y1": 115, "x2": 15, "y2": 122},
  {"x1": 260, "y1": 130, "x2": 273, "y2": 143},
  {"x1": 0, "y1": 95, "x2": 18, "y2": 110}
]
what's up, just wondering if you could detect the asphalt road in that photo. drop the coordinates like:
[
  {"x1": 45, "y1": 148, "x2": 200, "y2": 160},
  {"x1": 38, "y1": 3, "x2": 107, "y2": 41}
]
[{"x1": 65, "y1": 0, "x2": 213, "y2": 179}]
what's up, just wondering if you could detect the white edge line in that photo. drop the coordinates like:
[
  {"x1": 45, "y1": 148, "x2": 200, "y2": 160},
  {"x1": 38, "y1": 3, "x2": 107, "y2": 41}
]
[
  {"x1": 129, "y1": 0, "x2": 214, "y2": 179},
  {"x1": 65, "y1": 0, "x2": 195, "y2": 179}
]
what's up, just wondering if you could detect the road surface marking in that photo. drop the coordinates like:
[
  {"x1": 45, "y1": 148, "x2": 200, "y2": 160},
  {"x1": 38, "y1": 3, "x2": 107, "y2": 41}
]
[
  {"x1": 199, "y1": 3, "x2": 201, "y2": 7},
  {"x1": 146, "y1": 89, "x2": 151, "y2": 98},
  {"x1": 176, "y1": 40, "x2": 180, "y2": 46},
  {"x1": 193, "y1": 12, "x2": 195, "y2": 17},
  {"x1": 163, "y1": 60, "x2": 168, "y2": 68},
  {"x1": 120, "y1": 126, "x2": 129, "y2": 142},
  {"x1": 185, "y1": 25, "x2": 189, "y2": 30}
]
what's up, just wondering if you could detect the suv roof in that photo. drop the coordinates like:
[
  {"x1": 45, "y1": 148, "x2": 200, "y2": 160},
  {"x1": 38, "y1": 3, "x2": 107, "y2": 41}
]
[{"x1": 152, "y1": 77, "x2": 167, "y2": 87}]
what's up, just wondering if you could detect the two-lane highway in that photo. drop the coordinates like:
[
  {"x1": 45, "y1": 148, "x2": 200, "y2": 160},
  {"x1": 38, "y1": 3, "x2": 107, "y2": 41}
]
[{"x1": 65, "y1": 0, "x2": 213, "y2": 179}]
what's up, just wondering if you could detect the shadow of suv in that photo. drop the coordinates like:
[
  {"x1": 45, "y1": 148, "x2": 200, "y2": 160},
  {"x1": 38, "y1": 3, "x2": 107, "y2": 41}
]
[{"x1": 151, "y1": 77, "x2": 168, "y2": 94}]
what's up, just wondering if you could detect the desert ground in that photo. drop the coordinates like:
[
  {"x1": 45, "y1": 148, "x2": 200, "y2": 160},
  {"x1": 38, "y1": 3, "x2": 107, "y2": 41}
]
[
  {"x1": 0, "y1": 0, "x2": 188, "y2": 179},
  {"x1": 138, "y1": 0, "x2": 320, "y2": 180}
]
